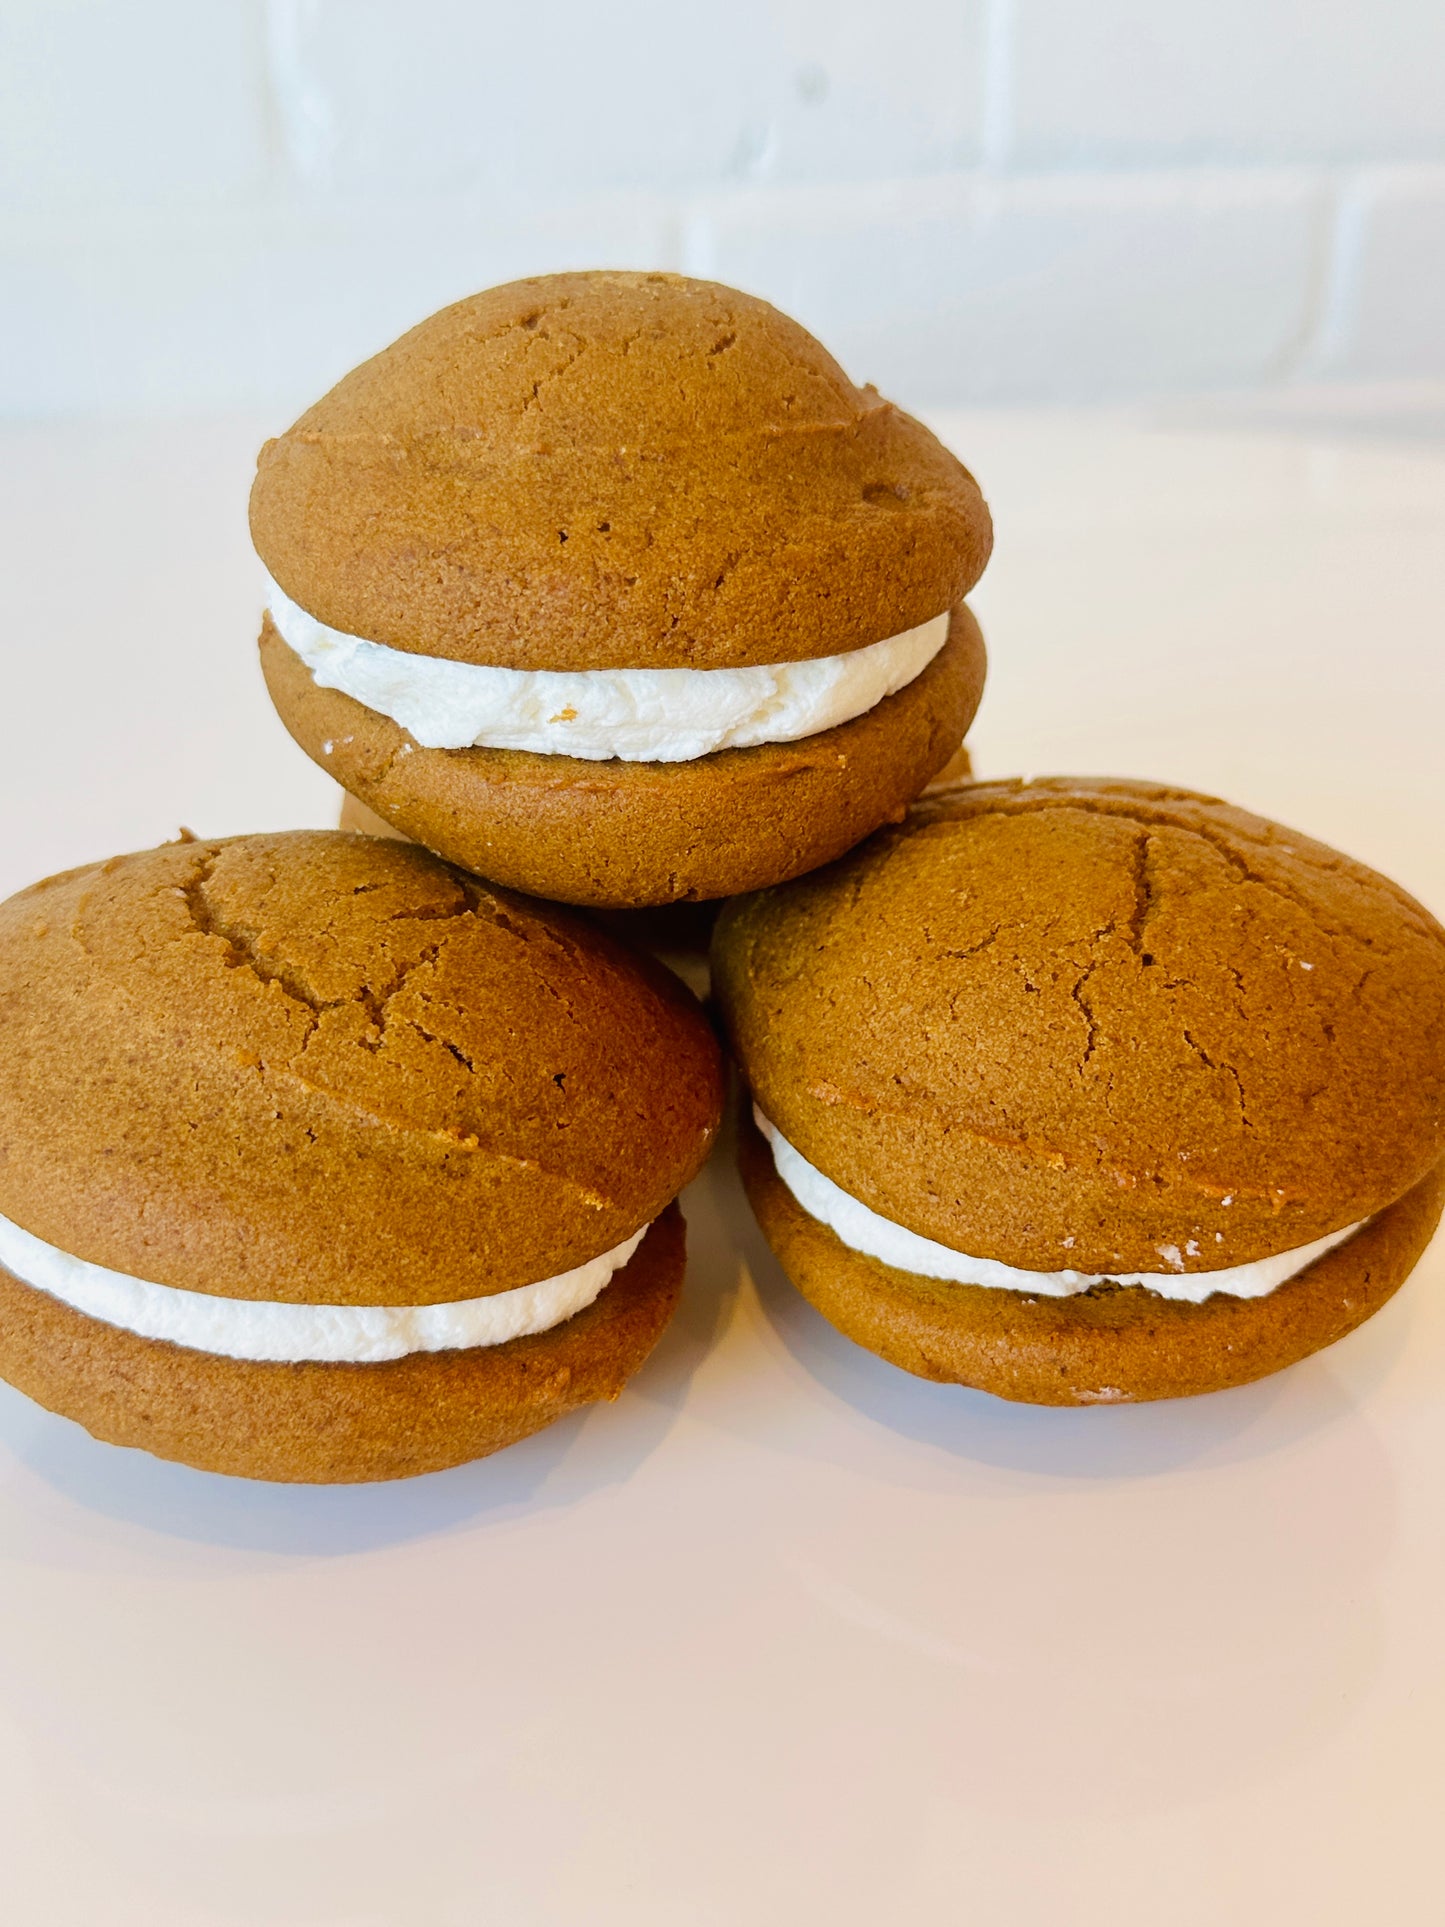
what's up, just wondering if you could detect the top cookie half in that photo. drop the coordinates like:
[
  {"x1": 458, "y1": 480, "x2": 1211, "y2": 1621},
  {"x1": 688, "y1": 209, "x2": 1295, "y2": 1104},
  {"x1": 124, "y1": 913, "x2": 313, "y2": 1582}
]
[
  {"x1": 249, "y1": 271, "x2": 992, "y2": 672},
  {"x1": 713, "y1": 777, "x2": 1445, "y2": 1274}
]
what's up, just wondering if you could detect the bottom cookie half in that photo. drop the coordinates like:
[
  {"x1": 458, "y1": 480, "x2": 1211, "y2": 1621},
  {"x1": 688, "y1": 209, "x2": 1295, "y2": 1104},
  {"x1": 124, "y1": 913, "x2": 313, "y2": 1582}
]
[
  {"x1": 738, "y1": 1116, "x2": 1445, "y2": 1404},
  {"x1": 263, "y1": 608, "x2": 985, "y2": 907},
  {"x1": 0, "y1": 1208, "x2": 685, "y2": 1481}
]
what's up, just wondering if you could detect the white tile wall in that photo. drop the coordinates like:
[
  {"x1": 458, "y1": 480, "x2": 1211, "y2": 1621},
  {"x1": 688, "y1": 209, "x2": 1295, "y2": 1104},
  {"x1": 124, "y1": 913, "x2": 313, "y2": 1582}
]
[
  {"x1": 1314, "y1": 169, "x2": 1445, "y2": 380},
  {"x1": 1009, "y1": 0, "x2": 1445, "y2": 165},
  {"x1": 269, "y1": 0, "x2": 988, "y2": 195},
  {"x1": 0, "y1": 0, "x2": 270, "y2": 209},
  {"x1": 0, "y1": 194, "x2": 675, "y2": 416},
  {"x1": 688, "y1": 172, "x2": 1328, "y2": 403},
  {"x1": 0, "y1": 0, "x2": 1440, "y2": 415}
]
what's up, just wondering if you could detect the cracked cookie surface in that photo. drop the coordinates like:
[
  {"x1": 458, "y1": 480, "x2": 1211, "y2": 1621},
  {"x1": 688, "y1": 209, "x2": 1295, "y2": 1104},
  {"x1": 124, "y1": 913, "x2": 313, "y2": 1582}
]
[
  {"x1": 0, "y1": 831, "x2": 723, "y2": 1304},
  {"x1": 713, "y1": 777, "x2": 1445, "y2": 1274},
  {"x1": 249, "y1": 271, "x2": 992, "y2": 672}
]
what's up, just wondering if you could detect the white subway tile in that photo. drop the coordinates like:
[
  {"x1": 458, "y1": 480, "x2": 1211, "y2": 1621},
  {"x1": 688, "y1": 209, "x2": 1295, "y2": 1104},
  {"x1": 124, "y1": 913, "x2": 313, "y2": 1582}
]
[
  {"x1": 686, "y1": 172, "x2": 1327, "y2": 405},
  {"x1": 0, "y1": 221, "x2": 283, "y2": 418},
  {"x1": 1316, "y1": 169, "x2": 1445, "y2": 379},
  {"x1": 0, "y1": 194, "x2": 677, "y2": 419},
  {"x1": 1009, "y1": 0, "x2": 1445, "y2": 165},
  {"x1": 254, "y1": 194, "x2": 679, "y2": 418},
  {"x1": 0, "y1": 0, "x2": 270, "y2": 212},
  {"x1": 266, "y1": 0, "x2": 985, "y2": 196}
]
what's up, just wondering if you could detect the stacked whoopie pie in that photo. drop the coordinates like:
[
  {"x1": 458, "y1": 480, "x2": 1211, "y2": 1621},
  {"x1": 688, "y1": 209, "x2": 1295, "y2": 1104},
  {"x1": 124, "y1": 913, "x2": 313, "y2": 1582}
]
[
  {"x1": 2, "y1": 268, "x2": 1442, "y2": 1476},
  {"x1": 715, "y1": 779, "x2": 1445, "y2": 1404},
  {"x1": 250, "y1": 271, "x2": 992, "y2": 908},
  {"x1": 0, "y1": 832, "x2": 721, "y2": 1479}
]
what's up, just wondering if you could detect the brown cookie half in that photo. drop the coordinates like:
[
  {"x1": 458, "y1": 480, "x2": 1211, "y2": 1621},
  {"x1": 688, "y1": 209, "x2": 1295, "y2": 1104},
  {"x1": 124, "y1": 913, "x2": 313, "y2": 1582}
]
[
  {"x1": 262, "y1": 606, "x2": 985, "y2": 908},
  {"x1": 0, "y1": 832, "x2": 723, "y2": 1305},
  {"x1": 0, "y1": 1206, "x2": 684, "y2": 1482},
  {"x1": 740, "y1": 1117, "x2": 1445, "y2": 1404},
  {"x1": 249, "y1": 272, "x2": 992, "y2": 672},
  {"x1": 714, "y1": 777, "x2": 1445, "y2": 1272}
]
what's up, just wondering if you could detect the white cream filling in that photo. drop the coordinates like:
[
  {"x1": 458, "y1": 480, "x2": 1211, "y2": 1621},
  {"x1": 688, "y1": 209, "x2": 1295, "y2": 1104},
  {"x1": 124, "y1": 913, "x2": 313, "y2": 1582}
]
[
  {"x1": 755, "y1": 1108, "x2": 1364, "y2": 1304},
  {"x1": 0, "y1": 1206, "x2": 648, "y2": 1364},
  {"x1": 267, "y1": 579, "x2": 950, "y2": 764}
]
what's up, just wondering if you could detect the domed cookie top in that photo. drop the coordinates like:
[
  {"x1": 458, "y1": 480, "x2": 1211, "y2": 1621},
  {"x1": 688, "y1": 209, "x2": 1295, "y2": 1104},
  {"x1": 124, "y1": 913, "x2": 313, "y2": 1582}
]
[
  {"x1": 249, "y1": 271, "x2": 992, "y2": 672},
  {"x1": 0, "y1": 831, "x2": 723, "y2": 1307},
  {"x1": 713, "y1": 777, "x2": 1445, "y2": 1275}
]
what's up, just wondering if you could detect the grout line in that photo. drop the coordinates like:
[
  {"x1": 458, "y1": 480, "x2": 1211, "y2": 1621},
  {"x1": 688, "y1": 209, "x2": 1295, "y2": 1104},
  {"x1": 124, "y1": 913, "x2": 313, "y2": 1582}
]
[
  {"x1": 1292, "y1": 172, "x2": 1370, "y2": 380},
  {"x1": 1258, "y1": 167, "x2": 1342, "y2": 384},
  {"x1": 678, "y1": 203, "x2": 714, "y2": 280},
  {"x1": 978, "y1": 0, "x2": 1015, "y2": 174},
  {"x1": 263, "y1": 0, "x2": 335, "y2": 191},
  {"x1": 250, "y1": 0, "x2": 292, "y2": 202},
  {"x1": 652, "y1": 200, "x2": 689, "y2": 274}
]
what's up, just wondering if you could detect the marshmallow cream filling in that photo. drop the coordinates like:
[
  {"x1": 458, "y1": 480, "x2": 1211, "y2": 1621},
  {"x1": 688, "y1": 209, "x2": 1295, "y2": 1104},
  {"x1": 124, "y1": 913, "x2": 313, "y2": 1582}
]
[
  {"x1": 0, "y1": 1207, "x2": 648, "y2": 1364},
  {"x1": 267, "y1": 580, "x2": 951, "y2": 764},
  {"x1": 754, "y1": 1109, "x2": 1364, "y2": 1304}
]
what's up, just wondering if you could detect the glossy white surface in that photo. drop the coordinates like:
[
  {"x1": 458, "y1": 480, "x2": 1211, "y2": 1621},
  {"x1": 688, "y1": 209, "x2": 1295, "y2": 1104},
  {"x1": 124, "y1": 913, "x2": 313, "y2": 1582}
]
[{"x1": 0, "y1": 396, "x2": 1443, "y2": 1923}]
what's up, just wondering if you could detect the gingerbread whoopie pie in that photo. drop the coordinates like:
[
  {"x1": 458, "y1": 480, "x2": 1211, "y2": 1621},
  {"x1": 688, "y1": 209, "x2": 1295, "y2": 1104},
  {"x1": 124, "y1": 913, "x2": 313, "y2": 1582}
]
[
  {"x1": 713, "y1": 778, "x2": 1445, "y2": 1405},
  {"x1": 251, "y1": 270, "x2": 991, "y2": 908},
  {"x1": 0, "y1": 831, "x2": 722, "y2": 1480}
]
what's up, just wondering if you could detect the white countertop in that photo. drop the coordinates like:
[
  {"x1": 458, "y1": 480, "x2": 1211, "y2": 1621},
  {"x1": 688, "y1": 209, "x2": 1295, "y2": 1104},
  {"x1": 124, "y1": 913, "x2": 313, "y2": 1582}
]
[{"x1": 1, "y1": 395, "x2": 1443, "y2": 1924}]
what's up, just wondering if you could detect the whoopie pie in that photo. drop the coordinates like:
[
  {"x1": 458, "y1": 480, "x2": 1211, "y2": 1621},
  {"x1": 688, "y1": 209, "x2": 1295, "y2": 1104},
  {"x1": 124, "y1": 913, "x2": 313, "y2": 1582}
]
[
  {"x1": 251, "y1": 270, "x2": 991, "y2": 907},
  {"x1": 713, "y1": 778, "x2": 1445, "y2": 1404},
  {"x1": 0, "y1": 831, "x2": 722, "y2": 1478}
]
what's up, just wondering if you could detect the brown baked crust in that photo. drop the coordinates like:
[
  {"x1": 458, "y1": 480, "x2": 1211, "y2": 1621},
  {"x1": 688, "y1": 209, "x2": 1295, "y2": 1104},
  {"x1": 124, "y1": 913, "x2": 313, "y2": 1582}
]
[
  {"x1": 0, "y1": 833, "x2": 722, "y2": 1305},
  {"x1": 262, "y1": 607, "x2": 985, "y2": 908},
  {"x1": 335, "y1": 793, "x2": 722, "y2": 962},
  {"x1": 0, "y1": 1204, "x2": 684, "y2": 1482},
  {"x1": 249, "y1": 271, "x2": 992, "y2": 671},
  {"x1": 341, "y1": 749, "x2": 977, "y2": 832},
  {"x1": 739, "y1": 1117, "x2": 1445, "y2": 1404},
  {"x1": 714, "y1": 777, "x2": 1445, "y2": 1271}
]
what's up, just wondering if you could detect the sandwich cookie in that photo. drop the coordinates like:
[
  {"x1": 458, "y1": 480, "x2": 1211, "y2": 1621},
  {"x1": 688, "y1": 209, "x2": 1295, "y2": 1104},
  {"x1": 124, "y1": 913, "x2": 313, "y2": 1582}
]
[
  {"x1": 713, "y1": 778, "x2": 1445, "y2": 1404},
  {"x1": 0, "y1": 831, "x2": 723, "y2": 1479},
  {"x1": 252, "y1": 271, "x2": 991, "y2": 907}
]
